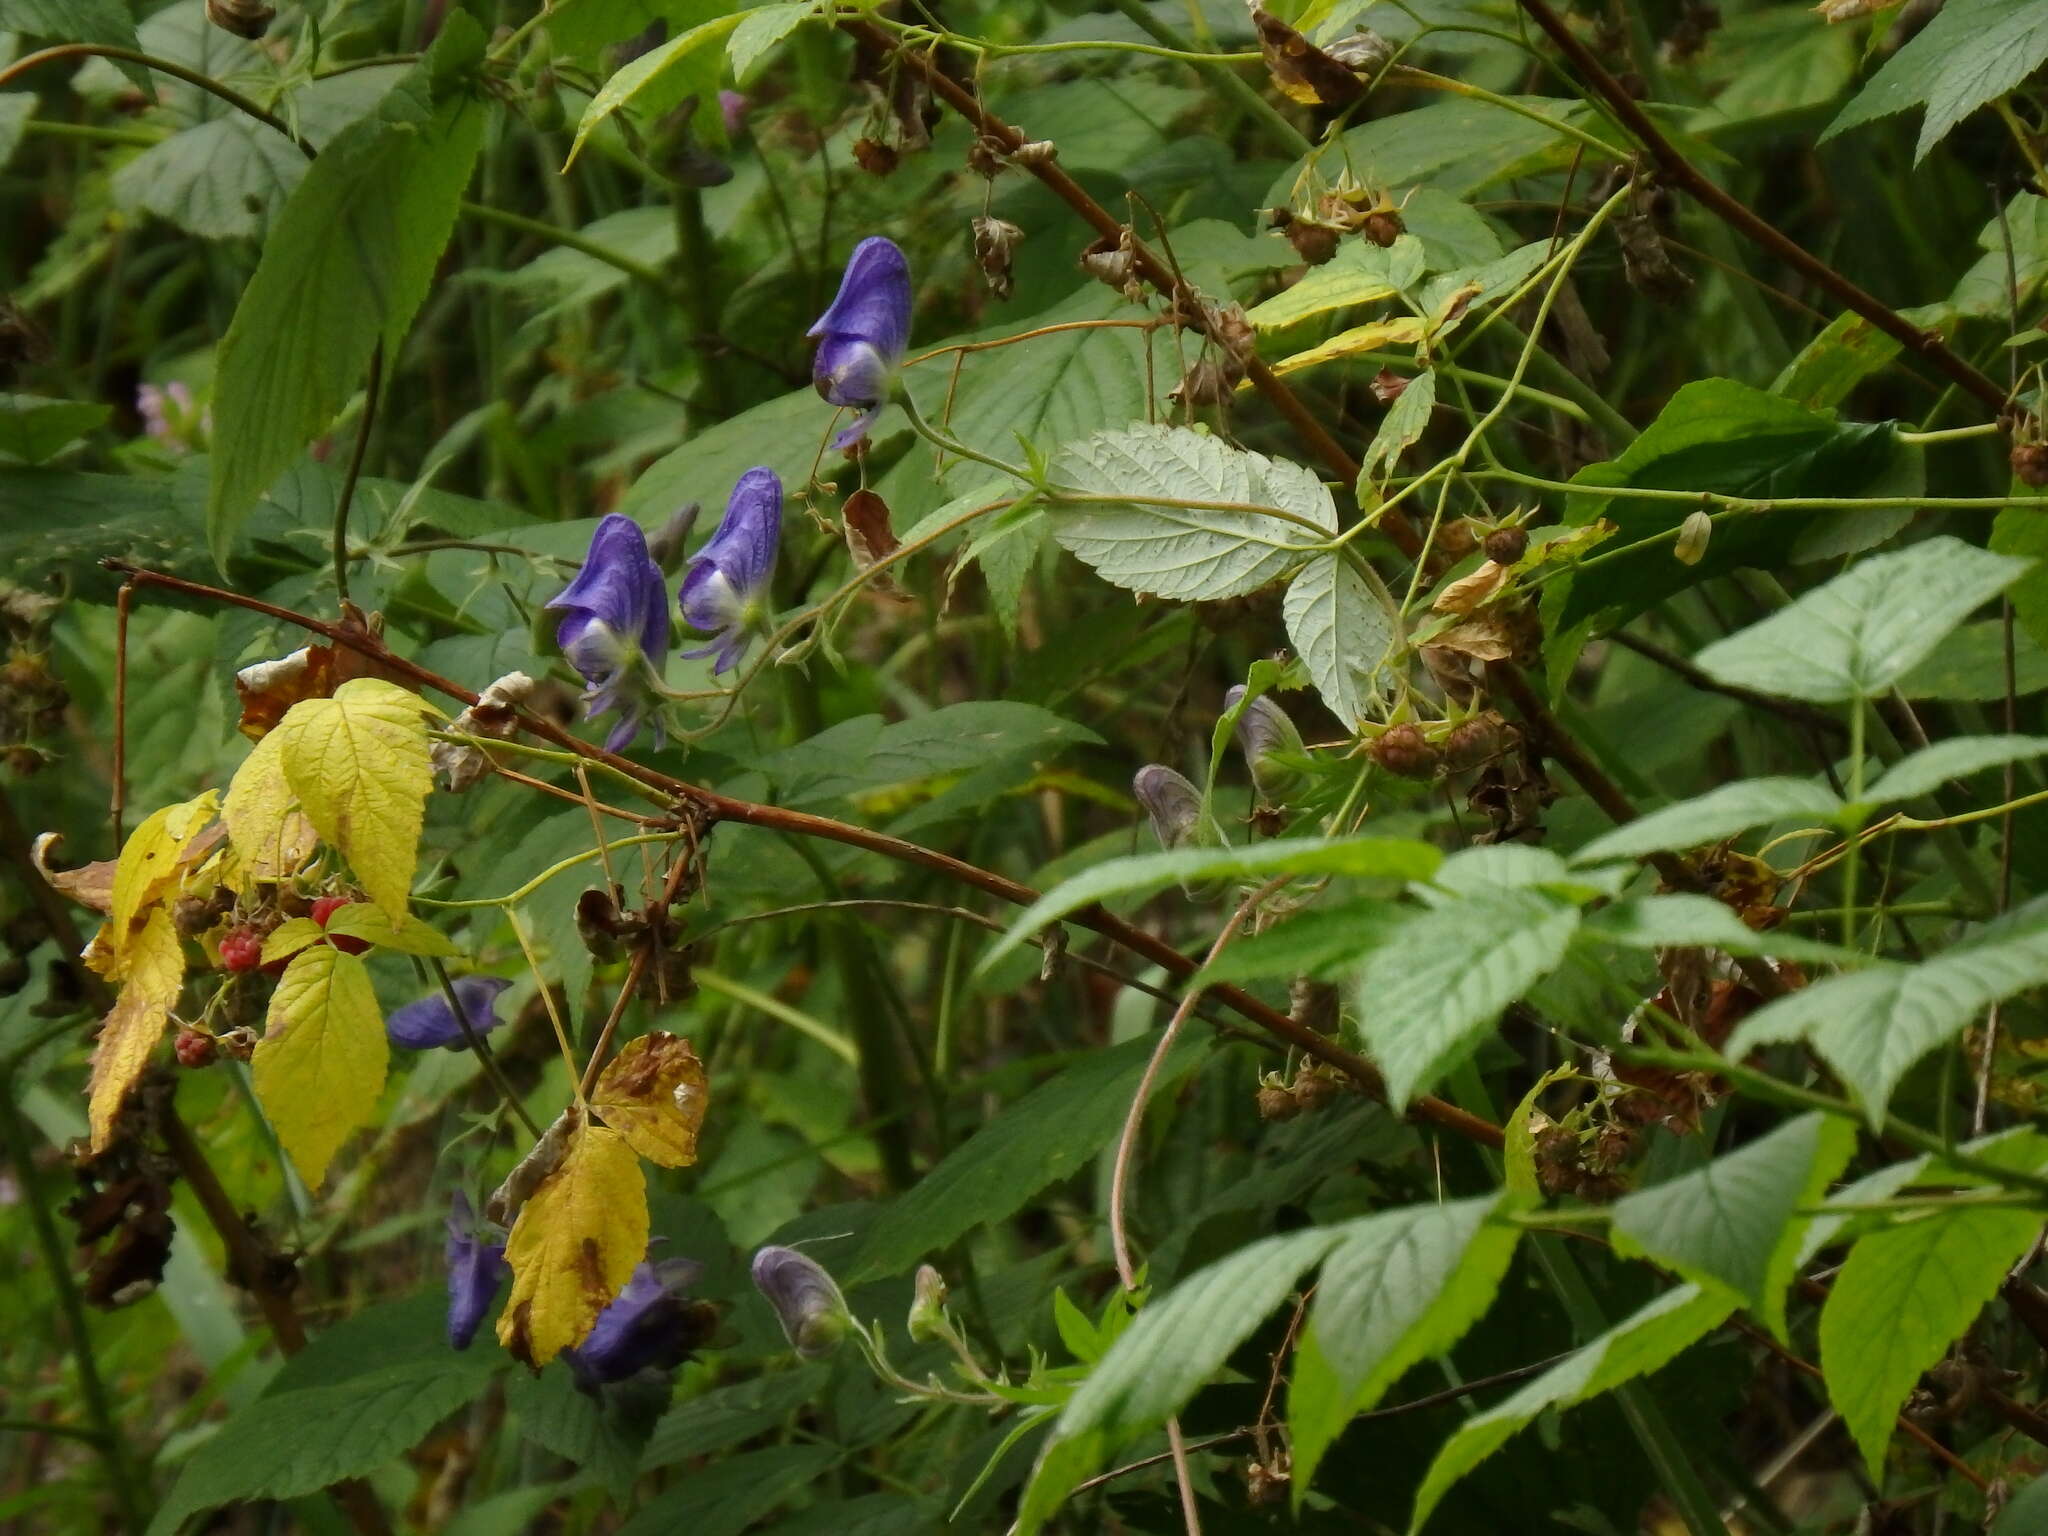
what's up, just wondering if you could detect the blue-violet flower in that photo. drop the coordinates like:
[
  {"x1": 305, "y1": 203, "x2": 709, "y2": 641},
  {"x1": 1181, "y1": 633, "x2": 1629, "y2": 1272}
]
[
  {"x1": 750, "y1": 1245, "x2": 849, "y2": 1360},
  {"x1": 808, "y1": 236, "x2": 912, "y2": 450},
  {"x1": 387, "y1": 975, "x2": 514, "y2": 1051},
  {"x1": 544, "y1": 514, "x2": 671, "y2": 753},
  {"x1": 446, "y1": 1190, "x2": 507, "y2": 1350},
  {"x1": 564, "y1": 1255, "x2": 706, "y2": 1388},
  {"x1": 679, "y1": 468, "x2": 782, "y2": 675}
]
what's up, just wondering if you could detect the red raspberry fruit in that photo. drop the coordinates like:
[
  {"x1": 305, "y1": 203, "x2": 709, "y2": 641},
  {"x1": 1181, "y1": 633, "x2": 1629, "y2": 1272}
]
[
  {"x1": 174, "y1": 1031, "x2": 217, "y2": 1068},
  {"x1": 219, "y1": 929, "x2": 263, "y2": 973},
  {"x1": 310, "y1": 896, "x2": 371, "y2": 955}
]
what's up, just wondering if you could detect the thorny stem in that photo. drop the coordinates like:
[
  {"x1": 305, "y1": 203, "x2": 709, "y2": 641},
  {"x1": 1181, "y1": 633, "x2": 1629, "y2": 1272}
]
[
  {"x1": 102, "y1": 557, "x2": 1503, "y2": 1150},
  {"x1": 0, "y1": 45, "x2": 314, "y2": 157},
  {"x1": 576, "y1": 852, "x2": 697, "y2": 1098}
]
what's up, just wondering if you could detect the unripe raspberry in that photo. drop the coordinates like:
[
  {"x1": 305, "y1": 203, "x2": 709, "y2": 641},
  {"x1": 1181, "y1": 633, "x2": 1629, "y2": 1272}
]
[
  {"x1": 1291, "y1": 1070, "x2": 1339, "y2": 1113},
  {"x1": 174, "y1": 1030, "x2": 217, "y2": 1068},
  {"x1": 2013, "y1": 441, "x2": 2048, "y2": 488},
  {"x1": 310, "y1": 896, "x2": 371, "y2": 955},
  {"x1": 1482, "y1": 526, "x2": 1528, "y2": 566},
  {"x1": 1256, "y1": 1083, "x2": 1302, "y2": 1121},
  {"x1": 1369, "y1": 722, "x2": 1440, "y2": 780},
  {"x1": 219, "y1": 929, "x2": 262, "y2": 973}
]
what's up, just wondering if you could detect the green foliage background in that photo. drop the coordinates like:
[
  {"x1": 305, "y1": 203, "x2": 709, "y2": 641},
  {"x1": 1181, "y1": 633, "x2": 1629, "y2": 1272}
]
[{"x1": 6, "y1": 0, "x2": 2048, "y2": 1532}]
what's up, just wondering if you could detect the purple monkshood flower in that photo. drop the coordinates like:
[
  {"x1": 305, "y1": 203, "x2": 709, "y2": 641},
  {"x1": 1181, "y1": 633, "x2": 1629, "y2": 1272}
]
[
  {"x1": 544, "y1": 514, "x2": 671, "y2": 753},
  {"x1": 718, "y1": 89, "x2": 748, "y2": 138},
  {"x1": 750, "y1": 1246, "x2": 849, "y2": 1359},
  {"x1": 679, "y1": 469, "x2": 782, "y2": 675},
  {"x1": 446, "y1": 1191, "x2": 507, "y2": 1350},
  {"x1": 564, "y1": 1255, "x2": 705, "y2": 1388},
  {"x1": 387, "y1": 976, "x2": 514, "y2": 1051},
  {"x1": 807, "y1": 236, "x2": 912, "y2": 450}
]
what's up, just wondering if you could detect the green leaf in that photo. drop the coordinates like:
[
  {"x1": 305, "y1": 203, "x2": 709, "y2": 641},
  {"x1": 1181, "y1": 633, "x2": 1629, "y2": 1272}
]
[
  {"x1": 1358, "y1": 368, "x2": 1436, "y2": 491},
  {"x1": 728, "y1": 1, "x2": 814, "y2": 78},
  {"x1": 1693, "y1": 536, "x2": 2028, "y2": 702},
  {"x1": 1897, "y1": 618, "x2": 2048, "y2": 701},
  {"x1": 147, "y1": 1354, "x2": 498, "y2": 1535},
  {"x1": 1049, "y1": 423, "x2": 1335, "y2": 601},
  {"x1": 1611, "y1": 1113, "x2": 1856, "y2": 1338},
  {"x1": 1861, "y1": 734, "x2": 2048, "y2": 805},
  {"x1": 1018, "y1": 1227, "x2": 1343, "y2": 1530},
  {"x1": 754, "y1": 703, "x2": 1099, "y2": 809},
  {"x1": 1353, "y1": 889, "x2": 1581, "y2": 1107},
  {"x1": 983, "y1": 835, "x2": 1442, "y2": 968},
  {"x1": 615, "y1": 1446, "x2": 843, "y2": 1536},
  {"x1": 850, "y1": 1031, "x2": 1210, "y2": 1281},
  {"x1": 1195, "y1": 898, "x2": 1413, "y2": 985},
  {"x1": 1406, "y1": 1284, "x2": 1735, "y2": 1533},
  {"x1": 0, "y1": 395, "x2": 110, "y2": 464},
  {"x1": 1579, "y1": 894, "x2": 1863, "y2": 968},
  {"x1": 1820, "y1": 1202, "x2": 2044, "y2": 1477},
  {"x1": 112, "y1": 115, "x2": 308, "y2": 241},
  {"x1": 1729, "y1": 896, "x2": 2048, "y2": 1122},
  {"x1": 1242, "y1": 239, "x2": 1406, "y2": 330},
  {"x1": 508, "y1": 1364, "x2": 664, "y2": 1502},
  {"x1": 1544, "y1": 379, "x2": 1911, "y2": 643},
  {"x1": 642, "y1": 1368, "x2": 829, "y2": 1470},
  {"x1": 1282, "y1": 553, "x2": 1398, "y2": 729},
  {"x1": 0, "y1": 0, "x2": 149, "y2": 89},
  {"x1": 568, "y1": 10, "x2": 747, "y2": 164},
  {"x1": 1289, "y1": 1195, "x2": 1519, "y2": 1492},
  {"x1": 1771, "y1": 313, "x2": 1903, "y2": 412},
  {"x1": 207, "y1": 23, "x2": 486, "y2": 566},
  {"x1": 0, "y1": 93, "x2": 31, "y2": 175},
  {"x1": 1823, "y1": 0, "x2": 2048, "y2": 161},
  {"x1": 1572, "y1": 778, "x2": 1845, "y2": 864},
  {"x1": 1993, "y1": 1470, "x2": 2048, "y2": 1533},
  {"x1": 620, "y1": 387, "x2": 818, "y2": 524}
]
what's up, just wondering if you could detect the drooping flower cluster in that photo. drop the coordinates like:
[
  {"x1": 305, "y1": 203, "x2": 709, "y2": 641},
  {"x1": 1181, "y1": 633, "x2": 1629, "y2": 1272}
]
[{"x1": 807, "y1": 236, "x2": 912, "y2": 450}]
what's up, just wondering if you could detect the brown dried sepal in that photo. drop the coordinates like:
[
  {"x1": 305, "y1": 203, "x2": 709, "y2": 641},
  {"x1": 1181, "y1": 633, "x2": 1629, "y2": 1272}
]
[
  {"x1": 853, "y1": 137, "x2": 899, "y2": 176},
  {"x1": 591, "y1": 1031, "x2": 710, "y2": 1168},
  {"x1": 971, "y1": 215, "x2": 1024, "y2": 300},
  {"x1": 1251, "y1": 5, "x2": 1365, "y2": 107}
]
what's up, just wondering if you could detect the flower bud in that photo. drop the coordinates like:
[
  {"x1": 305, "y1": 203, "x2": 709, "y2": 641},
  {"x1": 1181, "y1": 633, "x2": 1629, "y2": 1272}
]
[
  {"x1": 1673, "y1": 509, "x2": 1712, "y2": 566},
  {"x1": 1133, "y1": 764, "x2": 1208, "y2": 850},
  {"x1": 207, "y1": 0, "x2": 275, "y2": 38},
  {"x1": 751, "y1": 1246, "x2": 850, "y2": 1359},
  {"x1": 1224, "y1": 686, "x2": 1307, "y2": 804},
  {"x1": 907, "y1": 1263, "x2": 949, "y2": 1342}
]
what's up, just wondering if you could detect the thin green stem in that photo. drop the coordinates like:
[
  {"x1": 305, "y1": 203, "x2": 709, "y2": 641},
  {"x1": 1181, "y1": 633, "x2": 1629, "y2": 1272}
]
[
  {"x1": 459, "y1": 200, "x2": 672, "y2": 295},
  {"x1": 897, "y1": 390, "x2": 1033, "y2": 481},
  {"x1": 691, "y1": 966, "x2": 859, "y2": 1063},
  {"x1": 416, "y1": 832, "x2": 678, "y2": 909},
  {"x1": 1843, "y1": 699, "x2": 1866, "y2": 950},
  {"x1": 426, "y1": 956, "x2": 544, "y2": 1139}
]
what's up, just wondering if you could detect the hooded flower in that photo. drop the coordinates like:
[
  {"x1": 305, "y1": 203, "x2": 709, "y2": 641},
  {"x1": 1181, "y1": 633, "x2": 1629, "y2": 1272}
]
[
  {"x1": 679, "y1": 469, "x2": 782, "y2": 675},
  {"x1": 563, "y1": 1255, "x2": 707, "y2": 1388},
  {"x1": 446, "y1": 1191, "x2": 507, "y2": 1350},
  {"x1": 750, "y1": 1245, "x2": 849, "y2": 1359},
  {"x1": 544, "y1": 514, "x2": 671, "y2": 753},
  {"x1": 1133, "y1": 764, "x2": 1213, "y2": 851},
  {"x1": 387, "y1": 975, "x2": 514, "y2": 1051},
  {"x1": 808, "y1": 236, "x2": 912, "y2": 449},
  {"x1": 1225, "y1": 686, "x2": 1307, "y2": 803}
]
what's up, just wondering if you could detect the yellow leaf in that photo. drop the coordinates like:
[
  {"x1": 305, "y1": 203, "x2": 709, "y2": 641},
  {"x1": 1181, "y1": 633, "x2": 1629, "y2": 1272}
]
[
  {"x1": 322, "y1": 903, "x2": 457, "y2": 956},
  {"x1": 86, "y1": 907, "x2": 185, "y2": 1150},
  {"x1": 106, "y1": 791, "x2": 220, "y2": 962},
  {"x1": 222, "y1": 729, "x2": 318, "y2": 885},
  {"x1": 252, "y1": 945, "x2": 388, "y2": 1187},
  {"x1": 261, "y1": 917, "x2": 324, "y2": 965},
  {"x1": 1269, "y1": 317, "x2": 1426, "y2": 377},
  {"x1": 592, "y1": 1032, "x2": 710, "y2": 1168},
  {"x1": 497, "y1": 1114, "x2": 648, "y2": 1367},
  {"x1": 276, "y1": 678, "x2": 433, "y2": 920}
]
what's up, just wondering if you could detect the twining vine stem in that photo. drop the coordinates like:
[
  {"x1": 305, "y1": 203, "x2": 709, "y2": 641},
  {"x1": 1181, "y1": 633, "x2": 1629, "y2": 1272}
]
[{"x1": 101, "y1": 557, "x2": 1505, "y2": 1151}]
